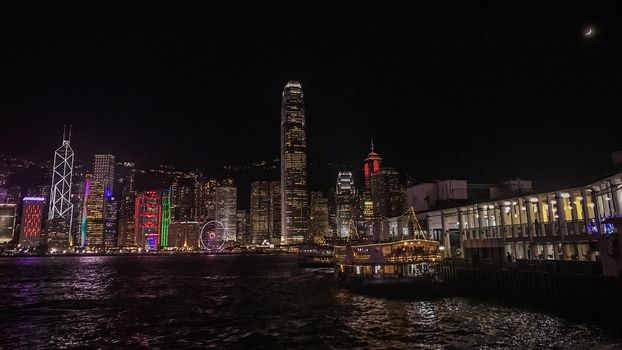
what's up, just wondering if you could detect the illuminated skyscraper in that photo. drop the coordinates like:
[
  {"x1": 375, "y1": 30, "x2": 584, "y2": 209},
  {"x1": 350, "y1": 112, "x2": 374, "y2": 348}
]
[
  {"x1": 236, "y1": 210, "x2": 250, "y2": 243},
  {"x1": 171, "y1": 175, "x2": 196, "y2": 221},
  {"x1": 103, "y1": 197, "x2": 118, "y2": 248},
  {"x1": 0, "y1": 204, "x2": 17, "y2": 244},
  {"x1": 197, "y1": 178, "x2": 217, "y2": 221},
  {"x1": 309, "y1": 191, "x2": 330, "y2": 242},
  {"x1": 114, "y1": 162, "x2": 135, "y2": 198},
  {"x1": 268, "y1": 181, "x2": 281, "y2": 244},
  {"x1": 250, "y1": 181, "x2": 270, "y2": 244},
  {"x1": 71, "y1": 178, "x2": 86, "y2": 247},
  {"x1": 363, "y1": 140, "x2": 382, "y2": 220},
  {"x1": 93, "y1": 154, "x2": 115, "y2": 195},
  {"x1": 48, "y1": 127, "x2": 74, "y2": 244},
  {"x1": 19, "y1": 197, "x2": 45, "y2": 247},
  {"x1": 116, "y1": 162, "x2": 136, "y2": 248},
  {"x1": 96, "y1": 157, "x2": 118, "y2": 250},
  {"x1": 134, "y1": 190, "x2": 162, "y2": 251},
  {"x1": 168, "y1": 221, "x2": 201, "y2": 249},
  {"x1": 47, "y1": 218, "x2": 70, "y2": 252},
  {"x1": 83, "y1": 175, "x2": 105, "y2": 249},
  {"x1": 280, "y1": 80, "x2": 308, "y2": 244},
  {"x1": 336, "y1": 172, "x2": 358, "y2": 238},
  {"x1": 372, "y1": 167, "x2": 404, "y2": 218},
  {"x1": 160, "y1": 189, "x2": 171, "y2": 247},
  {"x1": 215, "y1": 179, "x2": 237, "y2": 242}
]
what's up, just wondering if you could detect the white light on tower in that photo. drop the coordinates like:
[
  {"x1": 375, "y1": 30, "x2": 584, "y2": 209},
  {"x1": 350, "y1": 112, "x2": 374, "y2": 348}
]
[{"x1": 48, "y1": 125, "x2": 75, "y2": 244}]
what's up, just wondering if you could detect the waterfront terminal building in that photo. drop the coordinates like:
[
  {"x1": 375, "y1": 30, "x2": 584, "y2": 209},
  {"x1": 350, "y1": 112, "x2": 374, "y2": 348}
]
[{"x1": 413, "y1": 173, "x2": 622, "y2": 263}]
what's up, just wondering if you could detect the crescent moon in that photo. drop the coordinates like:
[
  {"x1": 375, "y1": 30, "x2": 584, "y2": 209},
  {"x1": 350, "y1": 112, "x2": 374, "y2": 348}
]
[{"x1": 586, "y1": 28, "x2": 592, "y2": 35}]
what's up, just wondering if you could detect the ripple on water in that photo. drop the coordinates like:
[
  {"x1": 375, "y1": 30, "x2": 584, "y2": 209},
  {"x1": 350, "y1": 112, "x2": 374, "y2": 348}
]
[{"x1": 0, "y1": 255, "x2": 621, "y2": 349}]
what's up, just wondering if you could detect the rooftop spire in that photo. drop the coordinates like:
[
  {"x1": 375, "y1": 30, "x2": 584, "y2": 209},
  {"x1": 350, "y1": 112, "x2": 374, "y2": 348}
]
[
  {"x1": 371, "y1": 137, "x2": 374, "y2": 152},
  {"x1": 62, "y1": 124, "x2": 72, "y2": 143}
]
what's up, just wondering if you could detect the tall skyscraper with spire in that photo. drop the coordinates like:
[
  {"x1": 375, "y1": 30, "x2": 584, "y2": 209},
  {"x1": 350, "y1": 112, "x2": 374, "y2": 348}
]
[
  {"x1": 363, "y1": 139, "x2": 382, "y2": 221},
  {"x1": 48, "y1": 126, "x2": 74, "y2": 246},
  {"x1": 280, "y1": 80, "x2": 308, "y2": 244}
]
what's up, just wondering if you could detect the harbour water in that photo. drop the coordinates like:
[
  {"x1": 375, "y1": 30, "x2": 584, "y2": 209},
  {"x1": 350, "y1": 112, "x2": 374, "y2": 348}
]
[{"x1": 0, "y1": 255, "x2": 620, "y2": 349}]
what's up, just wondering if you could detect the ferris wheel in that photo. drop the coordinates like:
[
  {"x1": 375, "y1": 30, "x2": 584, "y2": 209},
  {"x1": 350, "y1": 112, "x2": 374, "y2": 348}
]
[{"x1": 199, "y1": 220, "x2": 227, "y2": 251}]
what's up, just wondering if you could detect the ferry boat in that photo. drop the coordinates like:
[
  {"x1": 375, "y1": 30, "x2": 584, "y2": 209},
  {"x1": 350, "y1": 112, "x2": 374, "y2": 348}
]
[
  {"x1": 297, "y1": 243, "x2": 334, "y2": 268},
  {"x1": 334, "y1": 239, "x2": 441, "y2": 283},
  {"x1": 334, "y1": 208, "x2": 442, "y2": 288}
]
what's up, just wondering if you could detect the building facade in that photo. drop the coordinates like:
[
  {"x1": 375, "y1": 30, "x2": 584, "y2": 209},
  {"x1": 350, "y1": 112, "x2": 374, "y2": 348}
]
[
  {"x1": 83, "y1": 176, "x2": 105, "y2": 250},
  {"x1": 103, "y1": 197, "x2": 118, "y2": 249},
  {"x1": 171, "y1": 175, "x2": 197, "y2": 221},
  {"x1": 118, "y1": 218, "x2": 136, "y2": 248},
  {"x1": 309, "y1": 191, "x2": 330, "y2": 242},
  {"x1": 160, "y1": 189, "x2": 171, "y2": 247},
  {"x1": 0, "y1": 204, "x2": 16, "y2": 244},
  {"x1": 280, "y1": 80, "x2": 308, "y2": 244},
  {"x1": 335, "y1": 172, "x2": 358, "y2": 238},
  {"x1": 236, "y1": 210, "x2": 250, "y2": 244},
  {"x1": 134, "y1": 190, "x2": 162, "y2": 251},
  {"x1": 420, "y1": 172, "x2": 622, "y2": 262},
  {"x1": 406, "y1": 180, "x2": 466, "y2": 213},
  {"x1": 250, "y1": 181, "x2": 270, "y2": 244},
  {"x1": 363, "y1": 142, "x2": 382, "y2": 221},
  {"x1": 19, "y1": 197, "x2": 45, "y2": 247},
  {"x1": 71, "y1": 178, "x2": 86, "y2": 247},
  {"x1": 197, "y1": 178, "x2": 217, "y2": 222},
  {"x1": 46, "y1": 218, "x2": 70, "y2": 252},
  {"x1": 269, "y1": 181, "x2": 281, "y2": 244},
  {"x1": 93, "y1": 154, "x2": 115, "y2": 194},
  {"x1": 116, "y1": 162, "x2": 136, "y2": 248},
  {"x1": 215, "y1": 179, "x2": 237, "y2": 242},
  {"x1": 405, "y1": 179, "x2": 534, "y2": 213},
  {"x1": 371, "y1": 167, "x2": 404, "y2": 218},
  {"x1": 168, "y1": 221, "x2": 201, "y2": 249}
]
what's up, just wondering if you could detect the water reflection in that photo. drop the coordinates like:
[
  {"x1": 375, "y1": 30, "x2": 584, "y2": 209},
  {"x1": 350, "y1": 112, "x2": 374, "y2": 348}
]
[{"x1": 0, "y1": 255, "x2": 620, "y2": 349}]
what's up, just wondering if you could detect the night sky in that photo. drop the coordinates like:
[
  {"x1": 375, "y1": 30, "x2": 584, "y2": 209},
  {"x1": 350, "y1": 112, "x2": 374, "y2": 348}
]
[{"x1": 2, "y1": 2, "x2": 621, "y2": 191}]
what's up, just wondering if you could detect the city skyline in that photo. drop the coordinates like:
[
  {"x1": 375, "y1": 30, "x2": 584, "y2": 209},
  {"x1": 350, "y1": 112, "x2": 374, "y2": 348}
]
[
  {"x1": 2, "y1": 3, "x2": 622, "y2": 348},
  {"x1": 2, "y1": 3, "x2": 621, "y2": 192},
  {"x1": 1, "y1": 2, "x2": 622, "y2": 252}
]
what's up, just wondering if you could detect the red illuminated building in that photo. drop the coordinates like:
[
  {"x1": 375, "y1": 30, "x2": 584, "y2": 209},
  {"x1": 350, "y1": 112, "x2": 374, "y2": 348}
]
[
  {"x1": 19, "y1": 197, "x2": 46, "y2": 248},
  {"x1": 134, "y1": 191, "x2": 162, "y2": 251},
  {"x1": 363, "y1": 140, "x2": 382, "y2": 220},
  {"x1": 363, "y1": 140, "x2": 383, "y2": 196}
]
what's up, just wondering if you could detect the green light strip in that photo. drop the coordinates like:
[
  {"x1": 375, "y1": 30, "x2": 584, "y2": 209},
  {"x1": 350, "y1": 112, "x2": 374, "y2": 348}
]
[{"x1": 161, "y1": 190, "x2": 171, "y2": 247}]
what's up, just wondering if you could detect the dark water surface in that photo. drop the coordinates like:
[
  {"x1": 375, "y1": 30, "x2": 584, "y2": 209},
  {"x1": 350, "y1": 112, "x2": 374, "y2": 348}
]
[{"x1": 0, "y1": 255, "x2": 620, "y2": 349}]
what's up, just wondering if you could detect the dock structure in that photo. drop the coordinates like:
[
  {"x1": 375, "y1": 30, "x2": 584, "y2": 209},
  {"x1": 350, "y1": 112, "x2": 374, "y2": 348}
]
[{"x1": 438, "y1": 258, "x2": 622, "y2": 321}]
